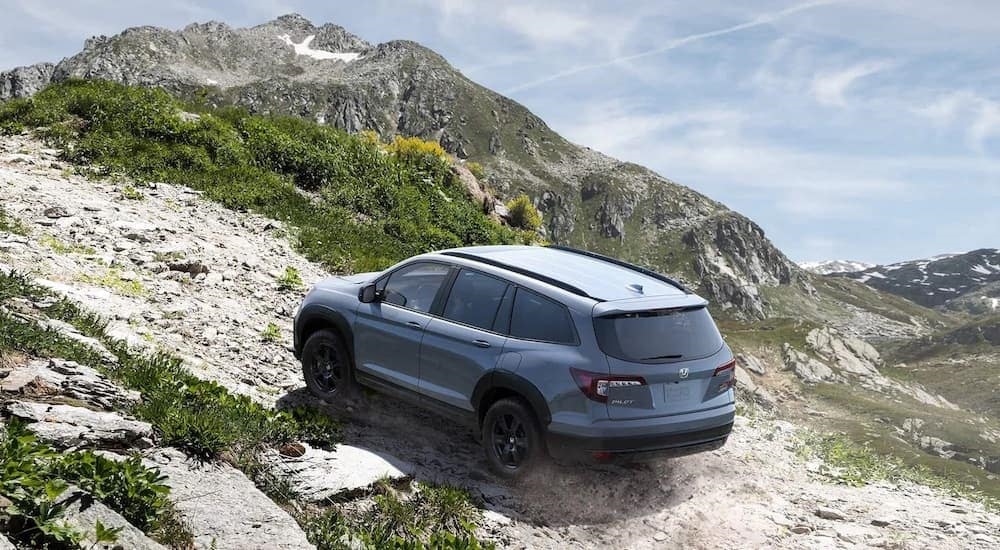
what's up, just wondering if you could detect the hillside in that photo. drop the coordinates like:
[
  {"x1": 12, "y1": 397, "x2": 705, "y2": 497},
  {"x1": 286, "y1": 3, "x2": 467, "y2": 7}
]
[
  {"x1": 832, "y1": 249, "x2": 1000, "y2": 312},
  {"x1": 2, "y1": 135, "x2": 998, "y2": 549},
  {"x1": 0, "y1": 14, "x2": 802, "y2": 320},
  {"x1": 799, "y1": 260, "x2": 874, "y2": 275}
]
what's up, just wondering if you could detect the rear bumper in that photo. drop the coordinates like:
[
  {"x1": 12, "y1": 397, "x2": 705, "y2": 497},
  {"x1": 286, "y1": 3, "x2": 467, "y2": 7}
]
[{"x1": 545, "y1": 407, "x2": 734, "y2": 462}]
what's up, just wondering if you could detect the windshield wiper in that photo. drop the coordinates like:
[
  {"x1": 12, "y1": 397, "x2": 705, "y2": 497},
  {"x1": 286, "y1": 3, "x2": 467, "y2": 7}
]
[{"x1": 640, "y1": 354, "x2": 683, "y2": 361}]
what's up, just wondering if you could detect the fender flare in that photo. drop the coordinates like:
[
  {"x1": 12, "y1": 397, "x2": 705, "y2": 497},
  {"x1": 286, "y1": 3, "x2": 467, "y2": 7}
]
[
  {"x1": 472, "y1": 370, "x2": 552, "y2": 428},
  {"x1": 294, "y1": 304, "x2": 354, "y2": 358}
]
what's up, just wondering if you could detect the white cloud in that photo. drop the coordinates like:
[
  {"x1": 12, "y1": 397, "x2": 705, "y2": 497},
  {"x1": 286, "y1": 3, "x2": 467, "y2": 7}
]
[
  {"x1": 498, "y1": 5, "x2": 595, "y2": 45},
  {"x1": 811, "y1": 60, "x2": 892, "y2": 107},
  {"x1": 916, "y1": 91, "x2": 1000, "y2": 151}
]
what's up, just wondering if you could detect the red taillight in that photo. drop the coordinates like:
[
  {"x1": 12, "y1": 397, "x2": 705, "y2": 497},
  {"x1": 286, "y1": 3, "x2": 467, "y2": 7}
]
[
  {"x1": 714, "y1": 359, "x2": 736, "y2": 392},
  {"x1": 713, "y1": 359, "x2": 736, "y2": 377},
  {"x1": 570, "y1": 368, "x2": 646, "y2": 403}
]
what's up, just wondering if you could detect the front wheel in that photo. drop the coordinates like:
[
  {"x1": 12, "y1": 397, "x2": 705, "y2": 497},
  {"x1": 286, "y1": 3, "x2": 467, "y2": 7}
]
[
  {"x1": 301, "y1": 329, "x2": 355, "y2": 402},
  {"x1": 481, "y1": 398, "x2": 542, "y2": 479}
]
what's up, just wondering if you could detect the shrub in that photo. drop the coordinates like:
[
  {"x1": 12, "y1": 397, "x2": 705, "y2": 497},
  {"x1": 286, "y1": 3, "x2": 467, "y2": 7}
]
[
  {"x1": 505, "y1": 194, "x2": 542, "y2": 231},
  {"x1": 0, "y1": 79, "x2": 527, "y2": 273},
  {"x1": 261, "y1": 322, "x2": 282, "y2": 342},
  {"x1": 277, "y1": 266, "x2": 303, "y2": 291},
  {"x1": 464, "y1": 161, "x2": 485, "y2": 180}
]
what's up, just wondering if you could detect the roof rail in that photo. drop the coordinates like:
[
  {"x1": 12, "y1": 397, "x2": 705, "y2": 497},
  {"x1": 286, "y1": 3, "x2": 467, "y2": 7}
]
[
  {"x1": 547, "y1": 245, "x2": 690, "y2": 293},
  {"x1": 440, "y1": 251, "x2": 596, "y2": 299}
]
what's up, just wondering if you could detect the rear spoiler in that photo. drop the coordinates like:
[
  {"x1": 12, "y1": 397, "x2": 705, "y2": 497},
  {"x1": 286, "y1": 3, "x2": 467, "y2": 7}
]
[{"x1": 592, "y1": 294, "x2": 708, "y2": 317}]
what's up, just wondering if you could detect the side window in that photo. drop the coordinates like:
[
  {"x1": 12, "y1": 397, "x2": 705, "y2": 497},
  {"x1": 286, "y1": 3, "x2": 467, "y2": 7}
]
[
  {"x1": 442, "y1": 270, "x2": 509, "y2": 331},
  {"x1": 378, "y1": 262, "x2": 451, "y2": 313},
  {"x1": 509, "y1": 288, "x2": 576, "y2": 344}
]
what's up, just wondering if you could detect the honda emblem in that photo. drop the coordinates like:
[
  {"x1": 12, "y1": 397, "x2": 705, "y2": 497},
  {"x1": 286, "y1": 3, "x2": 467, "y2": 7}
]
[{"x1": 679, "y1": 368, "x2": 689, "y2": 379}]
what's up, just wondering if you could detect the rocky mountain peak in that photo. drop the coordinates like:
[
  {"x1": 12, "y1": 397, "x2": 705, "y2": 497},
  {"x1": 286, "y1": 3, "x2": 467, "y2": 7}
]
[{"x1": 0, "y1": 14, "x2": 804, "y2": 320}]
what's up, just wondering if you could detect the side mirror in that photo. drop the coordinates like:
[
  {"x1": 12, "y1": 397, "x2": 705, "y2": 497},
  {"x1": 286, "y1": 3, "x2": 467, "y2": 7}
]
[{"x1": 359, "y1": 283, "x2": 380, "y2": 303}]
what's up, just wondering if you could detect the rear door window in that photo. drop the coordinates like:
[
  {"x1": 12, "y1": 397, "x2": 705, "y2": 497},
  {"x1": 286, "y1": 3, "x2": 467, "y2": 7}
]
[
  {"x1": 442, "y1": 269, "x2": 509, "y2": 330},
  {"x1": 509, "y1": 288, "x2": 576, "y2": 344},
  {"x1": 594, "y1": 306, "x2": 723, "y2": 363},
  {"x1": 378, "y1": 262, "x2": 451, "y2": 313}
]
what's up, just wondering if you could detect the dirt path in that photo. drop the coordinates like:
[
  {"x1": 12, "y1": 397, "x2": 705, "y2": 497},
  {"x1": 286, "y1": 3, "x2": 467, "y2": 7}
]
[{"x1": 2, "y1": 135, "x2": 998, "y2": 549}]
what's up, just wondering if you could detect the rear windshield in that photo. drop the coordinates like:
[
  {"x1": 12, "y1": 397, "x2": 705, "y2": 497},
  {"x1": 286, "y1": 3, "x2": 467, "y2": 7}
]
[{"x1": 594, "y1": 306, "x2": 724, "y2": 363}]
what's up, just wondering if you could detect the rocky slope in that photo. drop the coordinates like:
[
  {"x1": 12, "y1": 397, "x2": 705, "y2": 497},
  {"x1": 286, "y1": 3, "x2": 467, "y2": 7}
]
[
  {"x1": 0, "y1": 14, "x2": 803, "y2": 320},
  {"x1": 831, "y1": 249, "x2": 1000, "y2": 311},
  {"x1": 3, "y1": 136, "x2": 998, "y2": 549},
  {"x1": 799, "y1": 260, "x2": 874, "y2": 275}
]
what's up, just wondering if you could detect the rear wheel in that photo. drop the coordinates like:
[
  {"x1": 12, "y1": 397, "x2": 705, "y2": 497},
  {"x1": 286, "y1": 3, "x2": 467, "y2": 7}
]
[
  {"x1": 301, "y1": 329, "x2": 355, "y2": 402},
  {"x1": 482, "y1": 398, "x2": 542, "y2": 479}
]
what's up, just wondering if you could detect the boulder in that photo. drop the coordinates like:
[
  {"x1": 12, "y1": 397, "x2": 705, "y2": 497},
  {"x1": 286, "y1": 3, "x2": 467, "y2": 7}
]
[
  {"x1": 54, "y1": 486, "x2": 166, "y2": 550},
  {"x1": 264, "y1": 443, "x2": 414, "y2": 502},
  {"x1": 6, "y1": 401, "x2": 153, "y2": 448}
]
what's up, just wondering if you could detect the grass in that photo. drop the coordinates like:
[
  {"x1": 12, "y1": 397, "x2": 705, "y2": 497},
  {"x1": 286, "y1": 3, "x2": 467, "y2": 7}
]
[
  {"x1": 261, "y1": 322, "x2": 282, "y2": 343},
  {"x1": 0, "y1": 79, "x2": 538, "y2": 273},
  {"x1": 121, "y1": 184, "x2": 145, "y2": 200},
  {"x1": 276, "y1": 266, "x2": 303, "y2": 291},
  {"x1": 39, "y1": 233, "x2": 96, "y2": 255},
  {"x1": 76, "y1": 268, "x2": 146, "y2": 297},
  {"x1": 796, "y1": 430, "x2": 999, "y2": 512},
  {"x1": 0, "y1": 421, "x2": 192, "y2": 548},
  {"x1": 300, "y1": 480, "x2": 493, "y2": 550},
  {"x1": 0, "y1": 207, "x2": 30, "y2": 236}
]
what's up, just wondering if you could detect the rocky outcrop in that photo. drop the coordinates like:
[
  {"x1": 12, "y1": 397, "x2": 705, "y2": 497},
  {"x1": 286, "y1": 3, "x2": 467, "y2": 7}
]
[
  {"x1": 0, "y1": 14, "x2": 805, "y2": 320},
  {"x1": 0, "y1": 62, "x2": 54, "y2": 101},
  {"x1": 144, "y1": 448, "x2": 315, "y2": 549},
  {"x1": 54, "y1": 486, "x2": 167, "y2": 550},
  {"x1": 782, "y1": 344, "x2": 836, "y2": 383},
  {"x1": 5, "y1": 401, "x2": 154, "y2": 449},
  {"x1": 265, "y1": 442, "x2": 414, "y2": 502}
]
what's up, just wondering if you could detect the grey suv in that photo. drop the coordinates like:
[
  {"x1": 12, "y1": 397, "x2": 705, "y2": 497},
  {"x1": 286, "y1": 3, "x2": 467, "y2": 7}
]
[{"x1": 293, "y1": 245, "x2": 735, "y2": 478}]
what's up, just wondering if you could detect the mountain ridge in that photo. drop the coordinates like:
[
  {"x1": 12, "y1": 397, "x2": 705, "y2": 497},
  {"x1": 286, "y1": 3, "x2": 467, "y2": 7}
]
[{"x1": 0, "y1": 13, "x2": 804, "y2": 320}]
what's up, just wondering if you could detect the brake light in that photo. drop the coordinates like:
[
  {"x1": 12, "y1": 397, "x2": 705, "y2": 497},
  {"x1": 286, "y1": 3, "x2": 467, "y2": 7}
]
[
  {"x1": 714, "y1": 359, "x2": 736, "y2": 392},
  {"x1": 713, "y1": 359, "x2": 736, "y2": 377},
  {"x1": 570, "y1": 368, "x2": 646, "y2": 403}
]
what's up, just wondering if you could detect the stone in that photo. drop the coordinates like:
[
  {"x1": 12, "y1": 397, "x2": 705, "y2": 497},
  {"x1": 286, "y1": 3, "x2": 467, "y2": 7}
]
[
  {"x1": 0, "y1": 534, "x2": 13, "y2": 550},
  {"x1": 652, "y1": 531, "x2": 668, "y2": 542},
  {"x1": 54, "y1": 485, "x2": 167, "y2": 550},
  {"x1": 739, "y1": 354, "x2": 767, "y2": 376},
  {"x1": 144, "y1": 448, "x2": 313, "y2": 549},
  {"x1": 43, "y1": 206, "x2": 71, "y2": 218},
  {"x1": 1, "y1": 358, "x2": 139, "y2": 409},
  {"x1": 790, "y1": 525, "x2": 812, "y2": 534},
  {"x1": 871, "y1": 518, "x2": 892, "y2": 527},
  {"x1": 6, "y1": 401, "x2": 154, "y2": 448},
  {"x1": 783, "y1": 344, "x2": 834, "y2": 383},
  {"x1": 815, "y1": 506, "x2": 846, "y2": 520},
  {"x1": 264, "y1": 443, "x2": 414, "y2": 502}
]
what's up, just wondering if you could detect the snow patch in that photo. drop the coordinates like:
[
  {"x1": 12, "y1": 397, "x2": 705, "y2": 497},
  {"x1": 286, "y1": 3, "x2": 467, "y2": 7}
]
[
  {"x1": 206, "y1": 78, "x2": 218, "y2": 85},
  {"x1": 868, "y1": 271, "x2": 886, "y2": 279},
  {"x1": 277, "y1": 34, "x2": 360, "y2": 62}
]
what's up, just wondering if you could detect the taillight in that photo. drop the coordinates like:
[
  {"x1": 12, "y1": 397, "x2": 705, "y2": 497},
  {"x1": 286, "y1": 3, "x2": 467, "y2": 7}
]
[
  {"x1": 570, "y1": 368, "x2": 646, "y2": 403},
  {"x1": 714, "y1": 359, "x2": 736, "y2": 392}
]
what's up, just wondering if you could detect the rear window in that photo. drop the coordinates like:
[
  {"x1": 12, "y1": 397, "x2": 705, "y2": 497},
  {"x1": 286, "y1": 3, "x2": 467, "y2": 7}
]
[
  {"x1": 594, "y1": 307, "x2": 723, "y2": 363},
  {"x1": 509, "y1": 288, "x2": 576, "y2": 344}
]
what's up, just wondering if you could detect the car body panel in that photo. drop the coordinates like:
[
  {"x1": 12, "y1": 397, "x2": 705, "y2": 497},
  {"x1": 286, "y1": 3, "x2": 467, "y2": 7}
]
[
  {"x1": 354, "y1": 303, "x2": 429, "y2": 393},
  {"x1": 419, "y1": 318, "x2": 507, "y2": 411}
]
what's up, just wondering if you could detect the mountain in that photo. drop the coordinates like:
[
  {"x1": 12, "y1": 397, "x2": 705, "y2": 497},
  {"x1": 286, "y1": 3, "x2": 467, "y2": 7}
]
[
  {"x1": 832, "y1": 249, "x2": 1000, "y2": 311},
  {"x1": 799, "y1": 260, "x2": 874, "y2": 275},
  {"x1": 0, "y1": 14, "x2": 803, "y2": 320}
]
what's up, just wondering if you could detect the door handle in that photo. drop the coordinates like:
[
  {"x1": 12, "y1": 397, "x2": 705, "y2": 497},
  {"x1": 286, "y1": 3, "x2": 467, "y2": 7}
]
[
  {"x1": 406, "y1": 321, "x2": 422, "y2": 328},
  {"x1": 473, "y1": 339, "x2": 491, "y2": 348}
]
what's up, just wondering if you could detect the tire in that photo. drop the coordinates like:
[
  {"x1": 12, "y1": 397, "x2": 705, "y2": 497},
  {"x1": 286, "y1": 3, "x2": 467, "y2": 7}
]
[
  {"x1": 301, "y1": 329, "x2": 355, "y2": 402},
  {"x1": 481, "y1": 398, "x2": 543, "y2": 479}
]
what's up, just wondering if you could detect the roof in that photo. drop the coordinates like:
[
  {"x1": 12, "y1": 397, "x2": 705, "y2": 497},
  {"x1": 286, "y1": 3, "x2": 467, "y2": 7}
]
[{"x1": 439, "y1": 245, "x2": 688, "y2": 302}]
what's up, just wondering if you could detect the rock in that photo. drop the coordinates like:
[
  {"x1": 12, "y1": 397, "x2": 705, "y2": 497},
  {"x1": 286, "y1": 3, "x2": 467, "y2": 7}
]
[
  {"x1": 815, "y1": 506, "x2": 846, "y2": 520},
  {"x1": 145, "y1": 448, "x2": 314, "y2": 549},
  {"x1": 54, "y1": 485, "x2": 167, "y2": 550},
  {"x1": 806, "y1": 327, "x2": 881, "y2": 377},
  {"x1": 790, "y1": 525, "x2": 812, "y2": 534},
  {"x1": 871, "y1": 518, "x2": 892, "y2": 527},
  {"x1": 36, "y1": 318, "x2": 118, "y2": 365},
  {"x1": 652, "y1": 531, "x2": 668, "y2": 542},
  {"x1": 783, "y1": 344, "x2": 835, "y2": 383},
  {"x1": 0, "y1": 534, "x2": 13, "y2": 550},
  {"x1": 43, "y1": 206, "x2": 71, "y2": 218},
  {"x1": 168, "y1": 259, "x2": 210, "y2": 276},
  {"x1": 739, "y1": 354, "x2": 767, "y2": 376},
  {"x1": 1, "y1": 358, "x2": 139, "y2": 409},
  {"x1": 6, "y1": 401, "x2": 154, "y2": 448},
  {"x1": 278, "y1": 441, "x2": 306, "y2": 457},
  {"x1": 264, "y1": 443, "x2": 414, "y2": 502}
]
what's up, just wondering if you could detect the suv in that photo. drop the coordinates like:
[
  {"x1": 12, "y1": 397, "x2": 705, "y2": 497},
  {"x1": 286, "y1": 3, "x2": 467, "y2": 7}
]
[{"x1": 293, "y1": 245, "x2": 735, "y2": 478}]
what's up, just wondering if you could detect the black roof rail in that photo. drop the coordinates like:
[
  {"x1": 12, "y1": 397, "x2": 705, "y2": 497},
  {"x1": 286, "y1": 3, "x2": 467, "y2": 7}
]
[
  {"x1": 547, "y1": 245, "x2": 690, "y2": 293},
  {"x1": 440, "y1": 251, "x2": 596, "y2": 300}
]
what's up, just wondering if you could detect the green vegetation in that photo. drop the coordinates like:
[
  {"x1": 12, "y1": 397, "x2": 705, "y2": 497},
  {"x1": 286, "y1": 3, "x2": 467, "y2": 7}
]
[
  {"x1": 505, "y1": 194, "x2": 542, "y2": 231},
  {"x1": 796, "y1": 431, "x2": 998, "y2": 511},
  {"x1": 0, "y1": 79, "x2": 537, "y2": 273},
  {"x1": 0, "y1": 422, "x2": 191, "y2": 548},
  {"x1": 301, "y1": 480, "x2": 493, "y2": 550},
  {"x1": 276, "y1": 266, "x2": 303, "y2": 291},
  {"x1": 261, "y1": 322, "x2": 282, "y2": 343},
  {"x1": 464, "y1": 161, "x2": 485, "y2": 180},
  {"x1": 120, "y1": 183, "x2": 145, "y2": 200},
  {"x1": 0, "y1": 207, "x2": 30, "y2": 236},
  {"x1": 39, "y1": 234, "x2": 96, "y2": 255},
  {"x1": 76, "y1": 268, "x2": 146, "y2": 297}
]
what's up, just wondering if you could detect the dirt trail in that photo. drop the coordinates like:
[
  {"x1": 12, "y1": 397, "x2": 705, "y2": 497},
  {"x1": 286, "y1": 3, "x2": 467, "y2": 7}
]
[{"x1": 2, "y1": 135, "x2": 998, "y2": 549}]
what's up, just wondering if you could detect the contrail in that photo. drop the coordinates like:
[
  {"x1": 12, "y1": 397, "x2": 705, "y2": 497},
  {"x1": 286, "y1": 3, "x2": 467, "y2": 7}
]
[{"x1": 504, "y1": 0, "x2": 844, "y2": 94}]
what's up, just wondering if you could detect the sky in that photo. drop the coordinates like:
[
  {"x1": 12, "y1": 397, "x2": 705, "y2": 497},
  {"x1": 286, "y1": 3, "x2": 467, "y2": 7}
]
[{"x1": 1, "y1": 0, "x2": 999, "y2": 265}]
